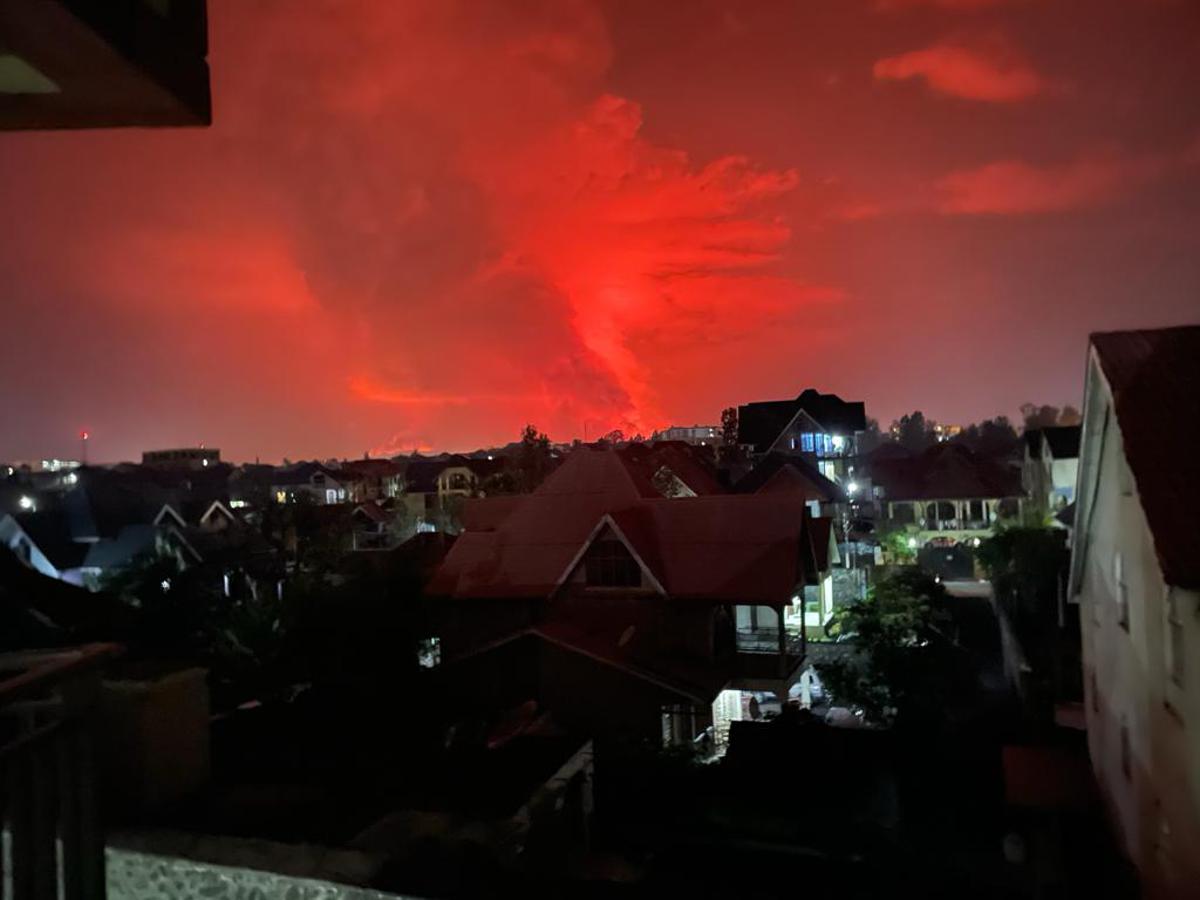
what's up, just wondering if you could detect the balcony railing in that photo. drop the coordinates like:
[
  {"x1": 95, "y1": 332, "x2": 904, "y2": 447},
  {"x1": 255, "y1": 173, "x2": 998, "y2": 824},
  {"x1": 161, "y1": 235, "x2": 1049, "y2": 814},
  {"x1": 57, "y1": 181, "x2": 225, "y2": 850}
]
[
  {"x1": 734, "y1": 628, "x2": 804, "y2": 656},
  {"x1": 1, "y1": 644, "x2": 119, "y2": 900}
]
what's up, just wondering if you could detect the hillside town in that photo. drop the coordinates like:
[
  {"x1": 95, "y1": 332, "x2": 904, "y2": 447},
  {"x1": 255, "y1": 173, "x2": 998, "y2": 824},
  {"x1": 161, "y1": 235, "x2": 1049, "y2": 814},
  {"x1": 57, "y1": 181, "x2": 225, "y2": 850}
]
[
  {"x1": 5, "y1": 1, "x2": 1200, "y2": 898},
  {"x1": 4, "y1": 325, "x2": 1197, "y2": 898}
]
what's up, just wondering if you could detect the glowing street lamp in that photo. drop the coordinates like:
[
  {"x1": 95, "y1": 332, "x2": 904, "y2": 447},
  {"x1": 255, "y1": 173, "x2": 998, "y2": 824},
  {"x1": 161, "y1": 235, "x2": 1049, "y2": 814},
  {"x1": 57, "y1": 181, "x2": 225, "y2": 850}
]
[
  {"x1": 906, "y1": 537, "x2": 918, "y2": 550},
  {"x1": 18, "y1": 495, "x2": 35, "y2": 511},
  {"x1": 847, "y1": 481, "x2": 859, "y2": 494}
]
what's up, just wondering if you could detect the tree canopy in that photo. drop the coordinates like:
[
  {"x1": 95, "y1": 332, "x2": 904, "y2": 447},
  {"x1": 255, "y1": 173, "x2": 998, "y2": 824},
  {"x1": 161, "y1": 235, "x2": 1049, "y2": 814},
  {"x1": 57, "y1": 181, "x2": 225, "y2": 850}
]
[{"x1": 818, "y1": 569, "x2": 972, "y2": 726}]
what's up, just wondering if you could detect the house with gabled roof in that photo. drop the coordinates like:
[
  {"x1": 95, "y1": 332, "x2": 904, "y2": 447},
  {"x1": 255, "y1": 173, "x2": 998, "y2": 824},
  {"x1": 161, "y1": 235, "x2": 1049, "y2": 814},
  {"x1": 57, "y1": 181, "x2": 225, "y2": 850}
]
[
  {"x1": 869, "y1": 442, "x2": 1024, "y2": 549},
  {"x1": 269, "y1": 462, "x2": 350, "y2": 505},
  {"x1": 1023, "y1": 425, "x2": 1082, "y2": 514},
  {"x1": 1069, "y1": 325, "x2": 1200, "y2": 898},
  {"x1": 736, "y1": 388, "x2": 867, "y2": 483},
  {"x1": 430, "y1": 444, "x2": 822, "y2": 748}
]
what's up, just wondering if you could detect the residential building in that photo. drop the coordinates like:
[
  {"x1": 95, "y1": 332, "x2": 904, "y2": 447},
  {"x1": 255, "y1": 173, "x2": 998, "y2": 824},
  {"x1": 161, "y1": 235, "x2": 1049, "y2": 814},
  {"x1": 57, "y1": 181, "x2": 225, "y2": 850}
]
[
  {"x1": 430, "y1": 445, "x2": 824, "y2": 748},
  {"x1": 338, "y1": 457, "x2": 405, "y2": 502},
  {"x1": 1023, "y1": 425, "x2": 1082, "y2": 514},
  {"x1": 269, "y1": 462, "x2": 349, "y2": 505},
  {"x1": 404, "y1": 455, "x2": 505, "y2": 533},
  {"x1": 142, "y1": 447, "x2": 220, "y2": 470},
  {"x1": 1069, "y1": 325, "x2": 1200, "y2": 899},
  {"x1": 736, "y1": 388, "x2": 867, "y2": 482},
  {"x1": 0, "y1": 486, "x2": 160, "y2": 588},
  {"x1": 732, "y1": 451, "x2": 846, "y2": 517},
  {"x1": 657, "y1": 424, "x2": 720, "y2": 446},
  {"x1": 869, "y1": 442, "x2": 1024, "y2": 549}
]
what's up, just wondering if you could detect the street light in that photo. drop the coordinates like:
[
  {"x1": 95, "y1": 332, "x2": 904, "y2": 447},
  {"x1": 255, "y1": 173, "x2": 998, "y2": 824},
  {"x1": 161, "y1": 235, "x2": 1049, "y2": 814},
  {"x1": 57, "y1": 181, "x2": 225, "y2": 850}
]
[
  {"x1": 906, "y1": 537, "x2": 918, "y2": 549},
  {"x1": 847, "y1": 481, "x2": 859, "y2": 494},
  {"x1": 18, "y1": 495, "x2": 34, "y2": 511}
]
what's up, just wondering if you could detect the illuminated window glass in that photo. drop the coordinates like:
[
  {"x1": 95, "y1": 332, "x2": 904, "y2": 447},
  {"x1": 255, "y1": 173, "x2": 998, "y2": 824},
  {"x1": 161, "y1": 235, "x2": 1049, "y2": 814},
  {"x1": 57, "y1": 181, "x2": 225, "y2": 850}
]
[{"x1": 800, "y1": 433, "x2": 815, "y2": 453}]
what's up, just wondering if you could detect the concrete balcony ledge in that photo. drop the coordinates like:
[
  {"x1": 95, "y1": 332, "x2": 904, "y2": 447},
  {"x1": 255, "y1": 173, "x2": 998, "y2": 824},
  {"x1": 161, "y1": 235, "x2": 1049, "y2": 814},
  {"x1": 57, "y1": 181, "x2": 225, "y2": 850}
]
[{"x1": 106, "y1": 830, "x2": 408, "y2": 900}]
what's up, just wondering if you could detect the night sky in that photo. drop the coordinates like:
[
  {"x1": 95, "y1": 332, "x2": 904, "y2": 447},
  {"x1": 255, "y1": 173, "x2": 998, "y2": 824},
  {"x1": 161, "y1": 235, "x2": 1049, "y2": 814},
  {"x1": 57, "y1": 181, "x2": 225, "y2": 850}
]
[{"x1": 2, "y1": 0, "x2": 1198, "y2": 463}]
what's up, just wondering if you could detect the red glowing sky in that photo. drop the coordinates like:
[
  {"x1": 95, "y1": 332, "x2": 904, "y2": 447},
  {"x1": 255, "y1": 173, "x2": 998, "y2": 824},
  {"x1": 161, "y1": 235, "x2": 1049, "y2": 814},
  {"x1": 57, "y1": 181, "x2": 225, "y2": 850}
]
[{"x1": 2, "y1": 0, "x2": 1199, "y2": 463}]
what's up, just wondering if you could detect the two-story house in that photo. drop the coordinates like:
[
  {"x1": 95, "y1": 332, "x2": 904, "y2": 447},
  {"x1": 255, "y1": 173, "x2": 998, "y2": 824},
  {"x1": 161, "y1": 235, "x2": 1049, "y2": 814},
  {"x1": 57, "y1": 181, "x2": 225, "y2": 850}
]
[
  {"x1": 1069, "y1": 325, "x2": 1200, "y2": 899},
  {"x1": 269, "y1": 462, "x2": 350, "y2": 505},
  {"x1": 1023, "y1": 425, "x2": 1082, "y2": 515},
  {"x1": 868, "y1": 442, "x2": 1024, "y2": 550},
  {"x1": 736, "y1": 388, "x2": 867, "y2": 483},
  {"x1": 429, "y1": 445, "x2": 823, "y2": 749}
]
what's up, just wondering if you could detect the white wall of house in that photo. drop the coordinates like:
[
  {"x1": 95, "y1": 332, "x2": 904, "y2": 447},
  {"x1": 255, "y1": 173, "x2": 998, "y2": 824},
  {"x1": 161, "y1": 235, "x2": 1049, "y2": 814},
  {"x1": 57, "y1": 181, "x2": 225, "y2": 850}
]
[
  {"x1": 1049, "y1": 457, "x2": 1079, "y2": 507},
  {"x1": 0, "y1": 515, "x2": 60, "y2": 580},
  {"x1": 1075, "y1": 371, "x2": 1200, "y2": 896}
]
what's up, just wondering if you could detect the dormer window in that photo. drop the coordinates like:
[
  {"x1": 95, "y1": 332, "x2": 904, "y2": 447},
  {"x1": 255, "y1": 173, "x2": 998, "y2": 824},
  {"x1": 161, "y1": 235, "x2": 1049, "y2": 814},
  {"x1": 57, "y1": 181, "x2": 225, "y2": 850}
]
[{"x1": 584, "y1": 539, "x2": 641, "y2": 587}]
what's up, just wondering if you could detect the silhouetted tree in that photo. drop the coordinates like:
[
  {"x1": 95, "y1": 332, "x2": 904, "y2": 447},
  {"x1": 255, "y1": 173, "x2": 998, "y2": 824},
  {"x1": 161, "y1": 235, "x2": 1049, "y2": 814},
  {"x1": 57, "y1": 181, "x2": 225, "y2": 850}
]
[
  {"x1": 515, "y1": 423, "x2": 552, "y2": 492},
  {"x1": 858, "y1": 417, "x2": 884, "y2": 454},
  {"x1": 819, "y1": 569, "x2": 968, "y2": 726},
  {"x1": 891, "y1": 411, "x2": 937, "y2": 453},
  {"x1": 955, "y1": 416, "x2": 1020, "y2": 458},
  {"x1": 719, "y1": 406, "x2": 745, "y2": 465},
  {"x1": 601, "y1": 429, "x2": 626, "y2": 445}
]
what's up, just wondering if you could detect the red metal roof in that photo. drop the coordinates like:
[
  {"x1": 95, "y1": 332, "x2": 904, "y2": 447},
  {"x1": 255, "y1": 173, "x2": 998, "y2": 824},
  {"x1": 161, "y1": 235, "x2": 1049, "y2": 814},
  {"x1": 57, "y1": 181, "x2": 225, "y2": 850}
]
[
  {"x1": 1091, "y1": 326, "x2": 1200, "y2": 589},
  {"x1": 430, "y1": 446, "x2": 808, "y2": 603},
  {"x1": 869, "y1": 442, "x2": 1022, "y2": 502}
]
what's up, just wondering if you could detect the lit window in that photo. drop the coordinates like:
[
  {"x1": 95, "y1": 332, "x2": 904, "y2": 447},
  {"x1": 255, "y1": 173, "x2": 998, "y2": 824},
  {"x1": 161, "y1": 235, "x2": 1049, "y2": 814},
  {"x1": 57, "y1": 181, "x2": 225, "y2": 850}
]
[
  {"x1": 275, "y1": 490, "x2": 287, "y2": 504},
  {"x1": 325, "y1": 489, "x2": 337, "y2": 504},
  {"x1": 584, "y1": 538, "x2": 641, "y2": 587},
  {"x1": 1167, "y1": 591, "x2": 1184, "y2": 688},
  {"x1": 800, "y1": 433, "x2": 815, "y2": 453}
]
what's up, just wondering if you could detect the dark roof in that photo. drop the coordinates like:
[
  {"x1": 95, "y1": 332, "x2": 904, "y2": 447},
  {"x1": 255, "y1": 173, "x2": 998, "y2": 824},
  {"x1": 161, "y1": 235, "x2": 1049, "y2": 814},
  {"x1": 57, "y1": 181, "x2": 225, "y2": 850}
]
[
  {"x1": 270, "y1": 462, "x2": 343, "y2": 486},
  {"x1": 431, "y1": 446, "x2": 809, "y2": 604},
  {"x1": 615, "y1": 441, "x2": 724, "y2": 497},
  {"x1": 405, "y1": 456, "x2": 504, "y2": 493},
  {"x1": 0, "y1": 549, "x2": 123, "y2": 649},
  {"x1": 352, "y1": 502, "x2": 391, "y2": 525},
  {"x1": 869, "y1": 442, "x2": 1023, "y2": 501},
  {"x1": 339, "y1": 459, "x2": 405, "y2": 479},
  {"x1": 1091, "y1": 326, "x2": 1200, "y2": 588},
  {"x1": 732, "y1": 452, "x2": 846, "y2": 502},
  {"x1": 1040, "y1": 426, "x2": 1081, "y2": 460},
  {"x1": 737, "y1": 389, "x2": 867, "y2": 453},
  {"x1": 9, "y1": 510, "x2": 89, "y2": 570}
]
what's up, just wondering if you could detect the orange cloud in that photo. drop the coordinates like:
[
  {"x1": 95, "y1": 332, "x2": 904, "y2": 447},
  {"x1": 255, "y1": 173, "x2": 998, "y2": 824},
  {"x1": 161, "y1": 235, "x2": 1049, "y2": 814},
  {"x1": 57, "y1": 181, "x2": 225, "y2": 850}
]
[
  {"x1": 874, "y1": 39, "x2": 1045, "y2": 102},
  {"x1": 874, "y1": 0, "x2": 1014, "y2": 10},
  {"x1": 936, "y1": 151, "x2": 1173, "y2": 214}
]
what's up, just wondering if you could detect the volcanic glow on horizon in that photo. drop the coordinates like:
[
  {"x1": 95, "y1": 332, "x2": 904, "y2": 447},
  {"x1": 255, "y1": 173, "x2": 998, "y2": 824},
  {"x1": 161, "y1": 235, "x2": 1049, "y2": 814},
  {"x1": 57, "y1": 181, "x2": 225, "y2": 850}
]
[{"x1": 2, "y1": 0, "x2": 1198, "y2": 462}]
